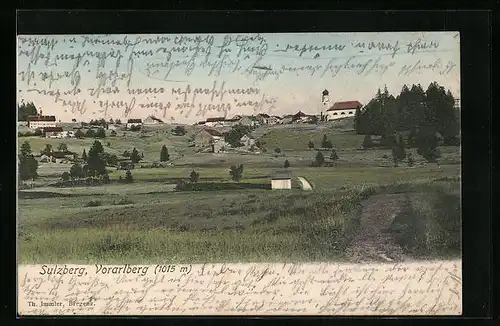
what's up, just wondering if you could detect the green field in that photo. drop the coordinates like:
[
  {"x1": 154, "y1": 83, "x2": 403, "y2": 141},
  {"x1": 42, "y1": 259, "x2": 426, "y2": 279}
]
[{"x1": 18, "y1": 121, "x2": 462, "y2": 263}]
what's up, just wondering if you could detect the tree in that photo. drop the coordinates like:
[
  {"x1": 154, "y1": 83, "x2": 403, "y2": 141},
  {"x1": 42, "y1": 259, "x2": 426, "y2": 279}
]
[
  {"x1": 314, "y1": 151, "x2": 325, "y2": 167},
  {"x1": 354, "y1": 107, "x2": 364, "y2": 134},
  {"x1": 390, "y1": 136, "x2": 406, "y2": 167},
  {"x1": 397, "y1": 135, "x2": 406, "y2": 158},
  {"x1": 75, "y1": 129, "x2": 85, "y2": 139},
  {"x1": 57, "y1": 143, "x2": 68, "y2": 153},
  {"x1": 225, "y1": 124, "x2": 252, "y2": 148},
  {"x1": 229, "y1": 164, "x2": 244, "y2": 182},
  {"x1": 87, "y1": 140, "x2": 106, "y2": 176},
  {"x1": 129, "y1": 125, "x2": 141, "y2": 132},
  {"x1": 41, "y1": 144, "x2": 53, "y2": 155},
  {"x1": 18, "y1": 101, "x2": 37, "y2": 121},
  {"x1": 70, "y1": 163, "x2": 84, "y2": 180},
  {"x1": 115, "y1": 119, "x2": 122, "y2": 125},
  {"x1": 173, "y1": 126, "x2": 187, "y2": 136},
  {"x1": 321, "y1": 135, "x2": 332, "y2": 148},
  {"x1": 160, "y1": 145, "x2": 170, "y2": 162},
  {"x1": 308, "y1": 140, "x2": 315, "y2": 149},
  {"x1": 255, "y1": 139, "x2": 266, "y2": 151},
  {"x1": 284, "y1": 159, "x2": 290, "y2": 168},
  {"x1": 416, "y1": 128, "x2": 441, "y2": 165},
  {"x1": 86, "y1": 129, "x2": 96, "y2": 138},
  {"x1": 109, "y1": 118, "x2": 114, "y2": 124},
  {"x1": 18, "y1": 141, "x2": 38, "y2": 181},
  {"x1": 95, "y1": 128, "x2": 106, "y2": 138},
  {"x1": 362, "y1": 134, "x2": 374, "y2": 149},
  {"x1": 122, "y1": 150, "x2": 131, "y2": 158},
  {"x1": 308, "y1": 115, "x2": 319, "y2": 124},
  {"x1": 110, "y1": 130, "x2": 117, "y2": 137},
  {"x1": 330, "y1": 149, "x2": 339, "y2": 166},
  {"x1": 105, "y1": 154, "x2": 118, "y2": 166},
  {"x1": 130, "y1": 148, "x2": 142, "y2": 164},
  {"x1": 82, "y1": 149, "x2": 88, "y2": 162},
  {"x1": 407, "y1": 153, "x2": 415, "y2": 167},
  {"x1": 124, "y1": 170, "x2": 134, "y2": 183},
  {"x1": 102, "y1": 173, "x2": 111, "y2": 184},
  {"x1": 61, "y1": 171, "x2": 70, "y2": 182},
  {"x1": 189, "y1": 170, "x2": 200, "y2": 183}
]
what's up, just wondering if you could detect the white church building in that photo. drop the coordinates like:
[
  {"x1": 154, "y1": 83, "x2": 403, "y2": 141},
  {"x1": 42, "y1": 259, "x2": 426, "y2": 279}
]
[{"x1": 321, "y1": 89, "x2": 363, "y2": 121}]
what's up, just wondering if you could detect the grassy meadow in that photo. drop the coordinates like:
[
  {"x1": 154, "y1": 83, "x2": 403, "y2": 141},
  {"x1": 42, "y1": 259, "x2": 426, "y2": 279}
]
[{"x1": 17, "y1": 119, "x2": 462, "y2": 263}]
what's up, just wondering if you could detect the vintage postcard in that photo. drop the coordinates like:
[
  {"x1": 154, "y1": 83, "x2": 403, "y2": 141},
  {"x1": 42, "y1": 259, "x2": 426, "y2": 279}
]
[{"x1": 17, "y1": 31, "x2": 462, "y2": 315}]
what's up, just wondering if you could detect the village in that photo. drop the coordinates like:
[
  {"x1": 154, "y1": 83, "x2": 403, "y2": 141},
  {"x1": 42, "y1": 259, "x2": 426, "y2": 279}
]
[{"x1": 18, "y1": 94, "x2": 364, "y2": 189}]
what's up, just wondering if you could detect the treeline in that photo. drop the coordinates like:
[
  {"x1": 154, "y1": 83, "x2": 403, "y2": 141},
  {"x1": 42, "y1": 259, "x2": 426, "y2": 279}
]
[
  {"x1": 354, "y1": 82, "x2": 460, "y2": 146},
  {"x1": 18, "y1": 101, "x2": 37, "y2": 121}
]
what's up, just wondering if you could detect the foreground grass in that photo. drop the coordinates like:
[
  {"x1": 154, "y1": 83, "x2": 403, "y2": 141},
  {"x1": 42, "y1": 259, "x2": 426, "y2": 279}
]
[
  {"x1": 18, "y1": 178, "x2": 460, "y2": 264},
  {"x1": 19, "y1": 190, "x2": 363, "y2": 264}
]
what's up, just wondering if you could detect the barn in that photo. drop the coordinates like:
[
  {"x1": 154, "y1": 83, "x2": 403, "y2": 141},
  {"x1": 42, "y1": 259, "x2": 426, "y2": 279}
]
[{"x1": 271, "y1": 171, "x2": 292, "y2": 190}]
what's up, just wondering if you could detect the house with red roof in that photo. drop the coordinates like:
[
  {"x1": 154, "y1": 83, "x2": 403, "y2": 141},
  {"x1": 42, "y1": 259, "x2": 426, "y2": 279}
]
[
  {"x1": 27, "y1": 115, "x2": 57, "y2": 129},
  {"x1": 326, "y1": 101, "x2": 362, "y2": 121}
]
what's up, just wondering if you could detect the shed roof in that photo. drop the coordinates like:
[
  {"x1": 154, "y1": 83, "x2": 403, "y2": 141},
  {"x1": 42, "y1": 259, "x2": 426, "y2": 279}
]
[{"x1": 271, "y1": 170, "x2": 292, "y2": 180}]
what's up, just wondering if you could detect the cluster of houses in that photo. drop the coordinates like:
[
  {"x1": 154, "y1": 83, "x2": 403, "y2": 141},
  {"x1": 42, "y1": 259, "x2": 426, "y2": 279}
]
[
  {"x1": 195, "y1": 100, "x2": 363, "y2": 128},
  {"x1": 21, "y1": 97, "x2": 362, "y2": 142}
]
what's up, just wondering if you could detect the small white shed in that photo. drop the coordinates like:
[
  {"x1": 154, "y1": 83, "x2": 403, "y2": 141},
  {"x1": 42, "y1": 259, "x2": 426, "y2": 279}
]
[{"x1": 271, "y1": 171, "x2": 292, "y2": 190}]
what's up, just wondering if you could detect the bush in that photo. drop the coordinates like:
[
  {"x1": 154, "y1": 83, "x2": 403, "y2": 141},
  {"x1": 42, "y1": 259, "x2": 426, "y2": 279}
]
[
  {"x1": 321, "y1": 135, "x2": 333, "y2": 149},
  {"x1": 173, "y1": 126, "x2": 186, "y2": 136},
  {"x1": 124, "y1": 170, "x2": 134, "y2": 183},
  {"x1": 61, "y1": 171, "x2": 70, "y2": 182},
  {"x1": 407, "y1": 153, "x2": 415, "y2": 167},
  {"x1": 314, "y1": 151, "x2": 325, "y2": 167},
  {"x1": 362, "y1": 134, "x2": 374, "y2": 149},
  {"x1": 229, "y1": 164, "x2": 244, "y2": 182},
  {"x1": 85, "y1": 200, "x2": 102, "y2": 207},
  {"x1": 113, "y1": 196, "x2": 134, "y2": 205},
  {"x1": 189, "y1": 170, "x2": 200, "y2": 183}
]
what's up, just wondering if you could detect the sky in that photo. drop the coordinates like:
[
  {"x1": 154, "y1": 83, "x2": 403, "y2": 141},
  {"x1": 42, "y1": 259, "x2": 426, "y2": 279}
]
[{"x1": 17, "y1": 32, "x2": 460, "y2": 124}]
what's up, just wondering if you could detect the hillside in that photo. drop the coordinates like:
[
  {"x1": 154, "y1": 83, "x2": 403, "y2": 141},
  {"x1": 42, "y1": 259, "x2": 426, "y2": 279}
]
[{"x1": 256, "y1": 119, "x2": 362, "y2": 151}]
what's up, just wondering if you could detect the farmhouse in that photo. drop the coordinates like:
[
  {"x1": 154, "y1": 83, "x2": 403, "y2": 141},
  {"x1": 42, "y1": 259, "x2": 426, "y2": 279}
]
[
  {"x1": 205, "y1": 117, "x2": 226, "y2": 127},
  {"x1": 144, "y1": 115, "x2": 164, "y2": 125},
  {"x1": 292, "y1": 111, "x2": 309, "y2": 123},
  {"x1": 240, "y1": 134, "x2": 255, "y2": 147},
  {"x1": 239, "y1": 116, "x2": 259, "y2": 127},
  {"x1": 126, "y1": 119, "x2": 143, "y2": 129},
  {"x1": 42, "y1": 127, "x2": 64, "y2": 138},
  {"x1": 212, "y1": 139, "x2": 229, "y2": 153},
  {"x1": 268, "y1": 115, "x2": 282, "y2": 125},
  {"x1": 192, "y1": 127, "x2": 224, "y2": 150},
  {"x1": 282, "y1": 114, "x2": 294, "y2": 124},
  {"x1": 28, "y1": 115, "x2": 56, "y2": 129},
  {"x1": 271, "y1": 170, "x2": 292, "y2": 190},
  {"x1": 223, "y1": 116, "x2": 242, "y2": 127},
  {"x1": 326, "y1": 101, "x2": 362, "y2": 121},
  {"x1": 256, "y1": 113, "x2": 270, "y2": 125}
]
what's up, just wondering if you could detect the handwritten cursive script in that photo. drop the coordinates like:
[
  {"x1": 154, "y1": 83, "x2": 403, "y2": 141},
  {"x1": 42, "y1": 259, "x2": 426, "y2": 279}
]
[
  {"x1": 18, "y1": 260, "x2": 462, "y2": 316},
  {"x1": 17, "y1": 33, "x2": 458, "y2": 122}
]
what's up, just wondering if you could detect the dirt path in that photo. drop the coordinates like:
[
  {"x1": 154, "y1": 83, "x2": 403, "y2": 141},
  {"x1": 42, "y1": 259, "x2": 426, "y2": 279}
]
[
  {"x1": 345, "y1": 193, "x2": 410, "y2": 263},
  {"x1": 297, "y1": 177, "x2": 313, "y2": 190}
]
